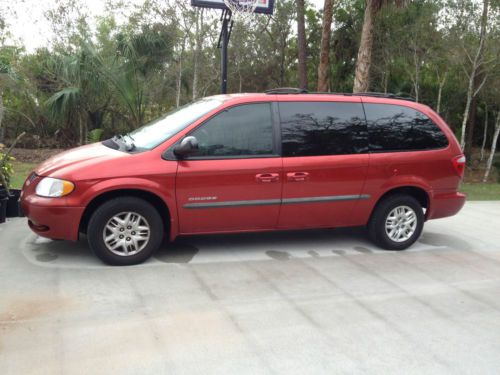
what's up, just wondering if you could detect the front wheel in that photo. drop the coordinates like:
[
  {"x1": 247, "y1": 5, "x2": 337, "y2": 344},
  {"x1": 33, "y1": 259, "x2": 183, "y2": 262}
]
[
  {"x1": 368, "y1": 194, "x2": 424, "y2": 251},
  {"x1": 87, "y1": 197, "x2": 164, "y2": 265}
]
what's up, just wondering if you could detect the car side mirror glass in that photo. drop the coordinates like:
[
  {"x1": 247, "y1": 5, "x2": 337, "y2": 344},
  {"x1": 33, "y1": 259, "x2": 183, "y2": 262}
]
[{"x1": 174, "y1": 136, "x2": 199, "y2": 158}]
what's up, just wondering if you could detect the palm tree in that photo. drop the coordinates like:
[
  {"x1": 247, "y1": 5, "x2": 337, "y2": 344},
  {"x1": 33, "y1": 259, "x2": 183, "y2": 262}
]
[
  {"x1": 46, "y1": 45, "x2": 108, "y2": 145},
  {"x1": 111, "y1": 25, "x2": 171, "y2": 128},
  {"x1": 353, "y1": 0, "x2": 405, "y2": 93},
  {"x1": 46, "y1": 27, "x2": 172, "y2": 145}
]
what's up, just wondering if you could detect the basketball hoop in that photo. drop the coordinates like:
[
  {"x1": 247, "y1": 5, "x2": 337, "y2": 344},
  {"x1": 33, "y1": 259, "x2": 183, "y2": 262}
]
[
  {"x1": 192, "y1": 0, "x2": 274, "y2": 93},
  {"x1": 223, "y1": 0, "x2": 259, "y2": 22}
]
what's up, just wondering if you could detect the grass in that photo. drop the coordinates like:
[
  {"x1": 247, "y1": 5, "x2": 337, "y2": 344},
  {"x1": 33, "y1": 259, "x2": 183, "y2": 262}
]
[
  {"x1": 10, "y1": 161, "x2": 38, "y2": 189},
  {"x1": 7, "y1": 161, "x2": 500, "y2": 201},
  {"x1": 461, "y1": 183, "x2": 500, "y2": 201}
]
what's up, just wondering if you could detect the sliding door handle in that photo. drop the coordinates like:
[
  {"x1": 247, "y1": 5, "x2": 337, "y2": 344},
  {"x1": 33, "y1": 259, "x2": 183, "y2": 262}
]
[
  {"x1": 287, "y1": 172, "x2": 310, "y2": 182},
  {"x1": 256, "y1": 173, "x2": 280, "y2": 183}
]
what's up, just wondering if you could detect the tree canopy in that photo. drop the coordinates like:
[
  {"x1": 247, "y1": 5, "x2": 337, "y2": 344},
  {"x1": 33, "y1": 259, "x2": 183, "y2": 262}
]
[{"x1": 0, "y1": 0, "x2": 498, "y2": 164}]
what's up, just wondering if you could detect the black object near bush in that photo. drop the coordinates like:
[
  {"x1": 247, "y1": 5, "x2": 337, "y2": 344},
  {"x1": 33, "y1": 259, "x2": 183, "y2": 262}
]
[
  {"x1": 6, "y1": 189, "x2": 22, "y2": 218},
  {"x1": 0, "y1": 188, "x2": 7, "y2": 224},
  {"x1": 0, "y1": 188, "x2": 23, "y2": 223}
]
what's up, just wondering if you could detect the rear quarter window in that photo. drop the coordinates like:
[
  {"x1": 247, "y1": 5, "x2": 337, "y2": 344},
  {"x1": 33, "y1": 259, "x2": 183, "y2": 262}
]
[{"x1": 364, "y1": 104, "x2": 448, "y2": 152}]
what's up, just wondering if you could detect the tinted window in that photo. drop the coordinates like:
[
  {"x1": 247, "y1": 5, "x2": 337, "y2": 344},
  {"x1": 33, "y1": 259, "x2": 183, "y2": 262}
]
[
  {"x1": 190, "y1": 103, "x2": 274, "y2": 158},
  {"x1": 128, "y1": 99, "x2": 222, "y2": 150},
  {"x1": 364, "y1": 104, "x2": 448, "y2": 152},
  {"x1": 279, "y1": 102, "x2": 368, "y2": 157}
]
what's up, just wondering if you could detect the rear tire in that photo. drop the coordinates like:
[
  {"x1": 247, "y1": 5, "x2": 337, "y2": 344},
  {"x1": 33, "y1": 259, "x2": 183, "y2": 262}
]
[
  {"x1": 87, "y1": 197, "x2": 164, "y2": 265},
  {"x1": 368, "y1": 194, "x2": 424, "y2": 251}
]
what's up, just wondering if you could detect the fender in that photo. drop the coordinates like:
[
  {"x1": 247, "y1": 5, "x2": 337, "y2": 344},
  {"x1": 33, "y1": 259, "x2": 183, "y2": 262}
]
[
  {"x1": 376, "y1": 174, "x2": 432, "y2": 201},
  {"x1": 70, "y1": 177, "x2": 180, "y2": 241}
]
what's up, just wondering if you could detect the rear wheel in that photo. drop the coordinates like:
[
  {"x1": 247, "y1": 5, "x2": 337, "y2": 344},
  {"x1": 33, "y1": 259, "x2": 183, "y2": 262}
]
[
  {"x1": 87, "y1": 197, "x2": 164, "y2": 265},
  {"x1": 368, "y1": 194, "x2": 424, "y2": 250}
]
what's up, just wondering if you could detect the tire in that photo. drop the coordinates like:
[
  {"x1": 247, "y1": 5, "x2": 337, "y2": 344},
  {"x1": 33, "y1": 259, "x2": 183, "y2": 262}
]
[
  {"x1": 87, "y1": 197, "x2": 164, "y2": 265},
  {"x1": 368, "y1": 194, "x2": 424, "y2": 251}
]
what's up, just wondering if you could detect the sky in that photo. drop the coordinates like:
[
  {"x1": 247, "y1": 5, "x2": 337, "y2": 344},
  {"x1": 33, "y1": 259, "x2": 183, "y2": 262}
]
[{"x1": 1, "y1": 0, "x2": 325, "y2": 52}]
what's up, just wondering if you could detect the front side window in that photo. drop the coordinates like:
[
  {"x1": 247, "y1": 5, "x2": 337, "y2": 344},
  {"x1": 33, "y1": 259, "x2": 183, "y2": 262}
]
[
  {"x1": 279, "y1": 102, "x2": 368, "y2": 157},
  {"x1": 127, "y1": 98, "x2": 223, "y2": 150},
  {"x1": 189, "y1": 103, "x2": 275, "y2": 158},
  {"x1": 364, "y1": 104, "x2": 448, "y2": 152}
]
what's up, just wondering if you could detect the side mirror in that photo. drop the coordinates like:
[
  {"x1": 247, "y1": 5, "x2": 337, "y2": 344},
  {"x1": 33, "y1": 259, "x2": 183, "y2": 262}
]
[{"x1": 174, "y1": 136, "x2": 199, "y2": 158}]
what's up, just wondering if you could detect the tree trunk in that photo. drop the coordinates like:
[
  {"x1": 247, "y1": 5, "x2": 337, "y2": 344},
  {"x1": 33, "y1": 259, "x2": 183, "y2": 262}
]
[
  {"x1": 383, "y1": 71, "x2": 389, "y2": 94},
  {"x1": 279, "y1": 33, "x2": 286, "y2": 87},
  {"x1": 317, "y1": 0, "x2": 334, "y2": 92},
  {"x1": 465, "y1": 97, "x2": 478, "y2": 161},
  {"x1": 78, "y1": 116, "x2": 83, "y2": 146},
  {"x1": 192, "y1": 9, "x2": 203, "y2": 101},
  {"x1": 436, "y1": 72, "x2": 447, "y2": 115},
  {"x1": 460, "y1": 82, "x2": 474, "y2": 150},
  {"x1": 296, "y1": 0, "x2": 308, "y2": 90},
  {"x1": 460, "y1": 0, "x2": 489, "y2": 150},
  {"x1": 176, "y1": 40, "x2": 186, "y2": 108},
  {"x1": 353, "y1": 0, "x2": 377, "y2": 93},
  {"x1": 0, "y1": 93, "x2": 4, "y2": 143},
  {"x1": 483, "y1": 112, "x2": 500, "y2": 183},
  {"x1": 480, "y1": 104, "x2": 488, "y2": 162},
  {"x1": 412, "y1": 45, "x2": 420, "y2": 103},
  {"x1": 238, "y1": 69, "x2": 243, "y2": 93}
]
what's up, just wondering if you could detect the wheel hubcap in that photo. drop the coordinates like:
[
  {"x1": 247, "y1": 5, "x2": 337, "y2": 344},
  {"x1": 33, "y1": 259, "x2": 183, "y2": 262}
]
[
  {"x1": 103, "y1": 212, "x2": 151, "y2": 256},
  {"x1": 385, "y1": 205, "x2": 417, "y2": 243}
]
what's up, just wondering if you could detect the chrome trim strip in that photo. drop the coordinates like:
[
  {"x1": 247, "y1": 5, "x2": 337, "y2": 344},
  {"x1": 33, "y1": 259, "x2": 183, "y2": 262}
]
[
  {"x1": 184, "y1": 199, "x2": 281, "y2": 209},
  {"x1": 183, "y1": 195, "x2": 370, "y2": 209},
  {"x1": 282, "y1": 194, "x2": 370, "y2": 205}
]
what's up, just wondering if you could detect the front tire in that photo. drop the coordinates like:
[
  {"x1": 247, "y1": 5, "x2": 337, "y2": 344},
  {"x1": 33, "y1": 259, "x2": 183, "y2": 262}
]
[
  {"x1": 87, "y1": 197, "x2": 164, "y2": 265},
  {"x1": 368, "y1": 194, "x2": 424, "y2": 251}
]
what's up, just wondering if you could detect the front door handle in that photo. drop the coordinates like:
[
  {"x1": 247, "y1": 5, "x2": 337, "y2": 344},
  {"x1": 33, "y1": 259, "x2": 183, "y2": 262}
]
[
  {"x1": 256, "y1": 173, "x2": 280, "y2": 183},
  {"x1": 287, "y1": 172, "x2": 310, "y2": 182}
]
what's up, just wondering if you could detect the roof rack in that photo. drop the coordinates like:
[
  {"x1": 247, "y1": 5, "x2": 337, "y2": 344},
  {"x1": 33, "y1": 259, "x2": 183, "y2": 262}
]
[
  {"x1": 264, "y1": 88, "x2": 415, "y2": 102},
  {"x1": 265, "y1": 88, "x2": 309, "y2": 95},
  {"x1": 340, "y1": 92, "x2": 416, "y2": 102}
]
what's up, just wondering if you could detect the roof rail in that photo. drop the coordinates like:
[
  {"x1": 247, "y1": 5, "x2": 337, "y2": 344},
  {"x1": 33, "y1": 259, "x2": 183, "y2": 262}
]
[
  {"x1": 264, "y1": 88, "x2": 415, "y2": 102},
  {"x1": 265, "y1": 87, "x2": 309, "y2": 95},
  {"x1": 342, "y1": 92, "x2": 416, "y2": 102}
]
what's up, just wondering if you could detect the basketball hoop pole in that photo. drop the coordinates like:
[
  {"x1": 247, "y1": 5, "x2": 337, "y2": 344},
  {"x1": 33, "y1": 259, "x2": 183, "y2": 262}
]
[{"x1": 217, "y1": 10, "x2": 233, "y2": 94}]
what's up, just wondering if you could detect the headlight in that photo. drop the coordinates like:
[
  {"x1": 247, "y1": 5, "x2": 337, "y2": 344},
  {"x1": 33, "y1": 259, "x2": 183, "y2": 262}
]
[{"x1": 36, "y1": 177, "x2": 75, "y2": 198}]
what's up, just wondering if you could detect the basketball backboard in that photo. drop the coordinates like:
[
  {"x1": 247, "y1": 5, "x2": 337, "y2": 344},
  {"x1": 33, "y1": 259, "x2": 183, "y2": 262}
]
[{"x1": 191, "y1": 0, "x2": 275, "y2": 15}]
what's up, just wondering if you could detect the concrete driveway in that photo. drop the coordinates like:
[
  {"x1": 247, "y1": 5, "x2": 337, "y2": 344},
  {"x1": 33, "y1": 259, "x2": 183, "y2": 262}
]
[{"x1": 1, "y1": 201, "x2": 500, "y2": 374}]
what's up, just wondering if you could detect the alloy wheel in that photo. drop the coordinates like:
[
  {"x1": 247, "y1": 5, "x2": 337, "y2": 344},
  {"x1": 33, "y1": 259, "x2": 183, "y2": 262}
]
[{"x1": 103, "y1": 212, "x2": 151, "y2": 256}]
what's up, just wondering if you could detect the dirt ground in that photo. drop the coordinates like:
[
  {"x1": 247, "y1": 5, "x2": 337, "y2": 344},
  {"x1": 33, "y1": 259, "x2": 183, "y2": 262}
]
[{"x1": 10, "y1": 148, "x2": 65, "y2": 164}]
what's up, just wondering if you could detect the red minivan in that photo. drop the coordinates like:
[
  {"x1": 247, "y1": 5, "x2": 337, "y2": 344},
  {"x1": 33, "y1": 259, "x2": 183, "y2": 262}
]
[{"x1": 21, "y1": 90, "x2": 466, "y2": 265}]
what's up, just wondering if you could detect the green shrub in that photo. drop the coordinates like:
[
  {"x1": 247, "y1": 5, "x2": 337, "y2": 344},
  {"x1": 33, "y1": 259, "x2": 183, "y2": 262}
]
[
  {"x1": 88, "y1": 128, "x2": 104, "y2": 144},
  {"x1": 0, "y1": 143, "x2": 15, "y2": 189}
]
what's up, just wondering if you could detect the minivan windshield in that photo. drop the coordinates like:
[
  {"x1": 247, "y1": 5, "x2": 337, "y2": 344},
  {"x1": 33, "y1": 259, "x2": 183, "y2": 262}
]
[{"x1": 125, "y1": 98, "x2": 223, "y2": 150}]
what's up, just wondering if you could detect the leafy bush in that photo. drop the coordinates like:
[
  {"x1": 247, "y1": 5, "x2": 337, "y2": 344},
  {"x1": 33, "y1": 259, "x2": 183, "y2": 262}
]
[
  {"x1": 0, "y1": 143, "x2": 15, "y2": 189},
  {"x1": 88, "y1": 128, "x2": 104, "y2": 144}
]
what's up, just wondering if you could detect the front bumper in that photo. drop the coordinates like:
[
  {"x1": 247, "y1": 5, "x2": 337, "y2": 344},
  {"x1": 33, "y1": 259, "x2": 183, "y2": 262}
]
[
  {"x1": 21, "y1": 194, "x2": 84, "y2": 241},
  {"x1": 427, "y1": 192, "x2": 466, "y2": 220}
]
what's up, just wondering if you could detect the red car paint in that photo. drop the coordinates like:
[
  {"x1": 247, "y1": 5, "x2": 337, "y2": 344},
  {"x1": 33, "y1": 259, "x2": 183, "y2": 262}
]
[{"x1": 21, "y1": 93, "x2": 466, "y2": 242}]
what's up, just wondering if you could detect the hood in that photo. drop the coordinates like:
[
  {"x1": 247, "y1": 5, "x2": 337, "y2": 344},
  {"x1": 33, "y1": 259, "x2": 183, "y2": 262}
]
[{"x1": 35, "y1": 142, "x2": 130, "y2": 179}]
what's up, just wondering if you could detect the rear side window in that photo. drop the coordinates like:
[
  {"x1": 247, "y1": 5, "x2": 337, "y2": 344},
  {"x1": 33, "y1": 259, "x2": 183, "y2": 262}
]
[
  {"x1": 279, "y1": 102, "x2": 368, "y2": 157},
  {"x1": 190, "y1": 103, "x2": 274, "y2": 158},
  {"x1": 364, "y1": 104, "x2": 448, "y2": 152}
]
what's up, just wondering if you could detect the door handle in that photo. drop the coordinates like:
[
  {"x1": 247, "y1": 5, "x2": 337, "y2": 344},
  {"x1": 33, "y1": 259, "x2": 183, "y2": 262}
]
[
  {"x1": 256, "y1": 173, "x2": 280, "y2": 183},
  {"x1": 287, "y1": 172, "x2": 310, "y2": 182}
]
